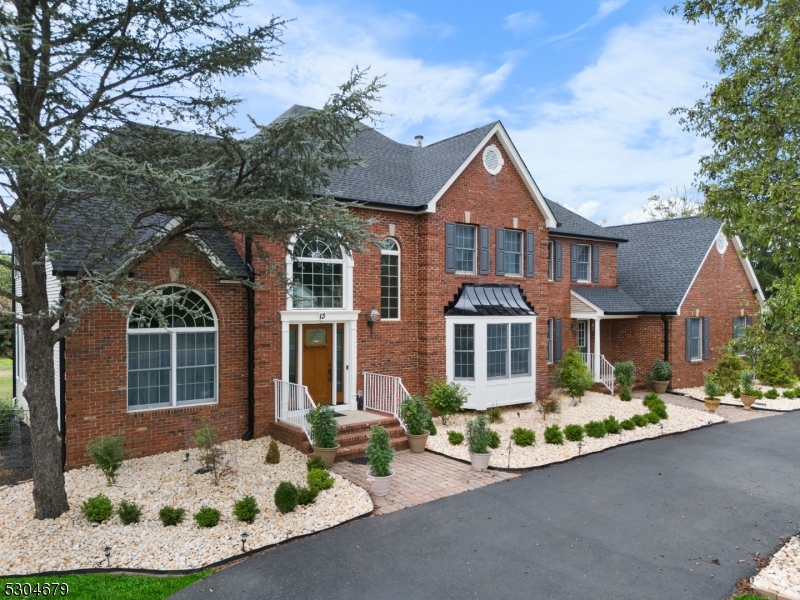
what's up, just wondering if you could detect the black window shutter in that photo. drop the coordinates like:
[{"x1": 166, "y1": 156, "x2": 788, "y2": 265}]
[
  {"x1": 445, "y1": 222, "x2": 455, "y2": 274},
  {"x1": 685, "y1": 319, "x2": 691, "y2": 362},
  {"x1": 480, "y1": 226, "x2": 490, "y2": 275},
  {"x1": 703, "y1": 317, "x2": 710, "y2": 360},
  {"x1": 554, "y1": 318, "x2": 563, "y2": 362},
  {"x1": 570, "y1": 243, "x2": 578, "y2": 282},
  {"x1": 746, "y1": 316, "x2": 753, "y2": 327},
  {"x1": 592, "y1": 245, "x2": 600, "y2": 283},
  {"x1": 555, "y1": 242, "x2": 563, "y2": 281},
  {"x1": 526, "y1": 231, "x2": 535, "y2": 278},
  {"x1": 495, "y1": 228, "x2": 505, "y2": 276}
]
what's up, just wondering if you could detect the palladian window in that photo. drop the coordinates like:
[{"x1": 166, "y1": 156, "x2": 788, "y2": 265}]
[
  {"x1": 292, "y1": 237, "x2": 344, "y2": 309},
  {"x1": 127, "y1": 286, "x2": 217, "y2": 411}
]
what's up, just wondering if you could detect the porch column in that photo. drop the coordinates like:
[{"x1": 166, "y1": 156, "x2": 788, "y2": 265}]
[{"x1": 593, "y1": 317, "x2": 601, "y2": 382}]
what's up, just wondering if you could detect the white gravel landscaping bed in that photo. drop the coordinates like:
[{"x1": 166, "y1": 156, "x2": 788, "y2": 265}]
[
  {"x1": 675, "y1": 386, "x2": 800, "y2": 412},
  {"x1": 752, "y1": 535, "x2": 800, "y2": 600},
  {"x1": 0, "y1": 437, "x2": 372, "y2": 575},
  {"x1": 426, "y1": 391, "x2": 724, "y2": 469}
]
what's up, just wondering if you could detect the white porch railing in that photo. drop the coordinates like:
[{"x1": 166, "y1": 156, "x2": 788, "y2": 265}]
[
  {"x1": 274, "y1": 379, "x2": 316, "y2": 445},
  {"x1": 362, "y1": 372, "x2": 410, "y2": 431},
  {"x1": 580, "y1": 353, "x2": 616, "y2": 394}
]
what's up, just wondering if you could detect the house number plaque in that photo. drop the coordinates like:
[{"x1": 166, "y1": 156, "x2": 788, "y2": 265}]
[{"x1": 319, "y1": 312, "x2": 326, "y2": 320}]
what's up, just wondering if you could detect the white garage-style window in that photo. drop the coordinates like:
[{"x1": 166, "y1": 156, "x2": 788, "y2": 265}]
[{"x1": 127, "y1": 286, "x2": 217, "y2": 411}]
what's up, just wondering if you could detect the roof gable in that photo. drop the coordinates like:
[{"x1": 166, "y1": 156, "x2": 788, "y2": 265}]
[{"x1": 546, "y1": 199, "x2": 627, "y2": 243}]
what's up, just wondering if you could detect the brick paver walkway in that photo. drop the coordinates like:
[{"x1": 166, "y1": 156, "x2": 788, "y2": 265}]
[{"x1": 331, "y1": 450, "x2": 517, "y2": 515}]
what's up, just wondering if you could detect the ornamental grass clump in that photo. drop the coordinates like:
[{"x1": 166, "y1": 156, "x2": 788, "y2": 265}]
[
  {"x1": 306, "y1": 406, "x2": 339, "y2": 449},
  {"x1": 265, "y1": 439, "x2": 280, "y2": 464},
  {"x1": 400, "y1": 395, "x2": 433, "y2": 435},
  {"x1": 365, "y1": 425, "x2": 395, "y2": 477},
  {"x1": 274, "y1": 482, "x2": 298, "y2": 514},
  {"x1": 584, "y1": 421, "x2": 607, "y2": 439},
  {"x1": 233, "y1": 496, "x2": 260, "y2": 524},
  {"x1": 426, "y1": 379, "x2": 468, "y2": 425},
  {"x1": 487, "y1": 429, "x2": 501, "y2": 449},
  {"x1": 564, "y1": 424, "x2": 584, "y2": 442},
  {"x1": 603, "y1": 415, "x2": 622, "y2": 434},
  {"x1": 510, "y1": 427, "x2": 535, "y2": 447},
  {"x1": 117, "y1": 500, "x2": 142, "y2": 525},
  {"x1": 307, "y1": 468, "x2": 334, "y2": 492},
  {"x1": 159, "y1": 506, "x2": 186, "y2": 527},
  {"x1": 558, "y1": 350, "x2": 595, "y2": 405},
  {"x1": 193, "y1": 506, "x2": 221, "y2": 528},
  {"x1": 306, "y1": 455, "x2": 326, "y2": 472},
  {"x1": 486, "y1": 406, "x2": 503, "y2": 424},
  {"x1": 544, "y1": 424, "x2": 563, "y2": 445},
  {"x1": 447, "y1": 431, "x2": 464, "y2": 445},
  {"x1": 81, "y1": 494, "x2": 114, "y2": 524},
  {"x1": 86, "y1": 435, "x2": 126, "y2": 486},
  {"x1": 465, "y1": 414, "x2": 492, "y2": 454},
  {"x1": 615, "y1": 361, "x2": 635, "y2": 401}
]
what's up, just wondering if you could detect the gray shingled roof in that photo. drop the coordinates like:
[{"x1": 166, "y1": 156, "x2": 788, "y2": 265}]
[
  {"x1": 274, "y1": 105, "x2": 497, "y2": 209},
  {"x1": 571, "y1": 286, "x2": 643, "y2": 315},
  {"x1": 545, "y1": 199, "x2": 628, "y2": 243},
  {"x1": 605, "y1": 216, "x2": 723, "y2": 314}
]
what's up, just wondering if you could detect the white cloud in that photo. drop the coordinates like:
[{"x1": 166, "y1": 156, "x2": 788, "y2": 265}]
[
  {"x1": 504, "y1": 11, "x2": 543, "y2": 35},
  {"x1": 546, "y1": 0, "x2": 630, "y2": 42},
  {"x1": 563, "y1": 201, "x2": 601, "y2": 220},
  {"x1": 512, "y1": 14, "x2": 718, "y2": 224}
]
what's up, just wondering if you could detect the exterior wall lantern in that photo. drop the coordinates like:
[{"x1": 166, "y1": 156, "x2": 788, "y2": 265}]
[{"x1": 367, "y1": 307, "x2": 381, "y2": 329}]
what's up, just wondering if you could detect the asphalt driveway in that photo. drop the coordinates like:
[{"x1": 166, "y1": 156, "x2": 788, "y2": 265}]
[{"x1": 172, "y1": 412, "x2": 800, "y2": 600}]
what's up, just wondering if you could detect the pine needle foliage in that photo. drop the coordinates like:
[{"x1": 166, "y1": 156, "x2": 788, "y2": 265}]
[
  {"x1": 265, "y1": 440, "x2": 281, "y2": 465},
  {"x1": 365, "y1": 426, "x2": 394, "y2": 478}
]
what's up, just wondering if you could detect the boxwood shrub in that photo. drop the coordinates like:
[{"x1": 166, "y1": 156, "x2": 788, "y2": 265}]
[
  {"x1": 117, "y1": 500, "x2": 142, "y2": 525},
  {"x1": 632, "y1": 414, "x2": 649, "y2": 428},
  {"x1": 544, "y1": 424, "x2": 563, "y2": 445},
  {"x1": 510, "y1": 427, "x2": 535, "y2": 447},
  {"x1": 584, "y1": 421, "x2": 606, "y2": 439},
  {"x1": 233, "y1": 496, "x2": 260, "y2": 524},
  {"x1": 645, "y1": 412, "x2": 661, "y2": 424},
  {"x1": 487, "y1": 429, "x2": 501, "y2": 449},
  {"x1": 620, "y1": 419, "x2": 635, "y2": 431},
  {"x1": 563, "y1": 424, "x2": 584, "y2": 442},
  {"x1": 447, "y1": 431, "x2": 464, "y2": 445},
  {"x1": 603, "y1": 416, "x2": 622, "y2": 435},
  {"x1": 159, "y1": 506, "x2": 186, "y2": 527},
  {"x1": 193, "y1": 506, "x2": 220, "y2": 528},
  {"x1": 297, "y1": 486, "x2": 319, "y2": 506},
  {"x1": 307, "y1": 468, "x2": 334, "y2": 492},
  {"x1": 274, "y1": 482, "x2": 298, "y2": 514},
  {"x1": 82, "y1": 494, "x2": 114, "y2": 524}
]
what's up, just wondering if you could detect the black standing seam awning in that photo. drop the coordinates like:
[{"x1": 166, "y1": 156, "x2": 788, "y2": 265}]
[{"x1": 444, "y1": 284, "x2": 537, "y2": 317}]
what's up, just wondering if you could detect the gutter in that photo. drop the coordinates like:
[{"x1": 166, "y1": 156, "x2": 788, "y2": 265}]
[
  {"x1": 243, "y1": 236, "x2": 255, "y2": 441},
  {"x1": 547, "y1": 231, "x2": 629, "y2": 244}
]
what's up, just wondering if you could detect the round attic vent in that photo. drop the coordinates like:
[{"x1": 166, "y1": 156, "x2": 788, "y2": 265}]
[
  {"x1": 482, "y1": 145, "x2": 504, "y2": 175},
  {"x1": 715, "y1": 232, "x2": 728, "y2": 254}
]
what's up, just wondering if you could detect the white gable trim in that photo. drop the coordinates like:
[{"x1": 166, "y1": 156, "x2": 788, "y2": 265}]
[
  {"x1": 425, "y1": 123, "x2": 558, "y2": 229},
  {"x1": 732, "y1": 235, "x2": 766, "y2": 308},
  {"x1": 570, "y1": 289, "x2": 604, "y2": 317}
]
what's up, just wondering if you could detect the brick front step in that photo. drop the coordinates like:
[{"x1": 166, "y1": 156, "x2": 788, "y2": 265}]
[{"x1": 270, "y1": 416, "x2": 408, "y2": 462}]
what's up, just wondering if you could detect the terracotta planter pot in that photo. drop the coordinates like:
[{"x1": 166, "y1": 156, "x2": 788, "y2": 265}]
[
  {"x1": 312, "y1": 444, "x2": 340, "y2": 468},
  {"x1": 740, "y1": 395, "x2": 756, "y2": 411},
  {"x1": 366, "y1": 470, "x2": 394, "y2": 496},
  {"x1": 407, "y1": 431, "x2": 429, "y2": 454},
  {"x1": 652, "y1": 380, "x2": 669, "y2": 394},
  {"x1": 469, "y1": 451, "x2": 492, "y2": 471},
  {"x1": 704, "y1": 398, "x2": 721, "y2": 414}
]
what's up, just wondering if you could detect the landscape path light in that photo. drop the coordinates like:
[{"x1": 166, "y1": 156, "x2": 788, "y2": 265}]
[
  {"x1": 104, "y1": 546, "x2": 111, "y2": 567},
  {"x1": 241, "y1": 531, "x2": 249, "y2": 552}
]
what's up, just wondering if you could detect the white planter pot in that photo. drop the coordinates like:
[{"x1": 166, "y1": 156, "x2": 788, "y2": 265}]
[
  {"x1": 366, "y1": 470, "x2": 395, "y2": 496},
  {"x1": 469, "y1": 451, "x2": 492, "y2": 471}
]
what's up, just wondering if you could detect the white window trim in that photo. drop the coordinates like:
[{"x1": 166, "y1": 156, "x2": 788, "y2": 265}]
[
  {"x1": 547, "y1": 241, "x2": 555, "y2": 282},
  {"x1": 486, "y1": 322, "x2": 532, "y2": 380},
  {"x1": 576, "y1": 243, "x2": 592, "y2": 283},
  {"x1": 285, "y1": 236, "x2": 354, "y2": 311},
  {"x1": 453, "y1": 323, "x2": 476, "y2": 381},
  {"x1": 380, "y1": 238, "x2": 401, "y2": 321},
  {"x1": 546, "y1": 318, "x2": 554, "y2": 364},
  {"x1": 446, "y1": 315, "x2": 537, "y2": 410},
  {"x1": 126, "y1": 286, "x2": 219, "y2": 413},
  {"x1": 504, "y1": 230, "x2": 524, "y2": 277},
  {"x1": 687, "y1": 317, "x2": 702, "y2": 362},
  {"x1": 455, "y1": 224, "x2": 478, "y2": 275},
  {"x1": 15, "y1": 323, "x2": 25, "y2": 384}
]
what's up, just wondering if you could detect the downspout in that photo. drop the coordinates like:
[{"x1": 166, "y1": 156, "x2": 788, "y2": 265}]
[
  {"x1": 59, "y1": 286, "x2": 66, "y2": 470},
  {"x1": 243, "y1": 236, "x2": 255, "y2": 441},
  {"x1": 661, "y1": 314, "x2": 669, "y2": 363}
]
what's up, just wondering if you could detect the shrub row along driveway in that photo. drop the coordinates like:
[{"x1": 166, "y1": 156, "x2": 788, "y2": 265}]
[{"x1": 173, "y1": 413, "x2": 800, "y2": 600}]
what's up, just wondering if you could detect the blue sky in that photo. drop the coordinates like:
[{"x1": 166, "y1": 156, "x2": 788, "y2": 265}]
[{"x1": 228, "y1": 0, "x2": 719, "y2": 225}]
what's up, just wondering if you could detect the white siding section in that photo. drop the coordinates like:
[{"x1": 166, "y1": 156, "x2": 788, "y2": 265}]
[
  {"x1": 46, "y1": 259, "x2": 62, "y2": 429},
  {"x1": 570, "y1": 294, "x2": 595, "y2": 315},
  {"x1": 13, "y1": 262, "x2": 26, "y2": 415}
]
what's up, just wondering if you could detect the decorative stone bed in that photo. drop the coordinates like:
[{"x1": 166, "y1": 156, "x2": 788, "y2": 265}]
[
  {"x1": 426, "y1": 391, "x2": 724, "y2": 469},
  {"x1": 0, "y1": 438, "x2": 372, "y2": 575},
  {"x1": 751, "y1": 535, "x2": 800, "y2": 600},
  {"x1": 675, "y1": 386, "x2": 800, "y2": 412}
]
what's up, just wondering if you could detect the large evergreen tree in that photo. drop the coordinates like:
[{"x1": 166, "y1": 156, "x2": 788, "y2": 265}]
[{"x1": 0, "y1": 0, "x2": 381, "y2": 519}]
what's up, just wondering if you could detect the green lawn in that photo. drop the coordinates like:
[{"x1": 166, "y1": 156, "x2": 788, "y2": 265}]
[
  {"x1": 0, "y1": 571, "x2": 211, "y2": 599},
  {"x1": 0, "y1": 357, "x2": 11, "y2": 403}
]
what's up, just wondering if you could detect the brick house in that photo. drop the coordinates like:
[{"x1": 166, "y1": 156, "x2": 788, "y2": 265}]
[{"x1": 13, "y1": 106, "x2": 765, "y2": 467}]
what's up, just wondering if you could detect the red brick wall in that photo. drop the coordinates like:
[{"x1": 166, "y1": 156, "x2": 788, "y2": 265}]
[{"x1": 64, "y1": 242, "x2": 248, "y2": 468}]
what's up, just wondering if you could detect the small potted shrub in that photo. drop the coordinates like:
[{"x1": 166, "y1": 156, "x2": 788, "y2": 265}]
[
  {"x1": 365, "y1": 425, "x2": 395, "y2": 496},
  {"x1": 306, "y1": 405, "x2": 340, "y2": 467},
  {"x1": 399, "y1": 395, "x2": 432, "y2": 453},
  {"x1": 614, "y1": 361, "x2": 635, "y2": 401},
  {"x1": 703, "y1": 377, "x2": 723, "y2": 413},
  {"x1": 649, "y1": 360, "x2": 672, "y2": 394},
  {"x1": 465, "y1": 414, "x2": 492, "y2": 470}
]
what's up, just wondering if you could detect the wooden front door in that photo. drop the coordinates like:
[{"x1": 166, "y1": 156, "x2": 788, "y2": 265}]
[{"x1": 302, "y1": 324, "x2": 333, "y2": 405}]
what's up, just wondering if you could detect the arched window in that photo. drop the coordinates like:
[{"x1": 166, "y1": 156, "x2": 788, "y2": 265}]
[
  {"x1": 127, "y1": 286, "x2": 217, "y2": 411},
  {"x1": 292, "y1": 237, "x2": 344, "y2": 308},
  {"x1": 380, "y1": 238, "x2": 400, "y2": 320}
]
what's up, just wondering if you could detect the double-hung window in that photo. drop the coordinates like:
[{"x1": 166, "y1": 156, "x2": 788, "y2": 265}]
[
  {"x1": 575, "y1": 244, "x2": 591, "y2": 282},
  {"x1": 127, "y1": 286, "x2": 217, "y2": 411},
  {"x1": 686, "y1": 317, "x2": 702, "y2": 361},
  {"x1": 487, "y1": 323, "x2": 531, "y2": 379},
  {"x1": 546, "y1": 319, "x2": 554, "y2": 363},
  {"x1": 547, "y1": 241, "x2": 555, "y2": 281},
  {"x1": 455, "y1": 225, "x2": 476, "y2": 273},
  {"x1": 380, "y1": 238, "x2": 400, "y2": 319},
  {"x1": 733, "y1": 316, "x2": 747, "y2": 356},
  {"x1": 454, "y1": 324, "x2": 475, "y2": 380},
  {"x1": 504, "y1": 230, "x2": 523, "y2": 276}
]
